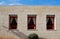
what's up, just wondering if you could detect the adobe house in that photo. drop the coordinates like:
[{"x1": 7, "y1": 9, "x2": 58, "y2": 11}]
[{"x1": 0, "y1": 6, "x2": 60, "y2": 39}]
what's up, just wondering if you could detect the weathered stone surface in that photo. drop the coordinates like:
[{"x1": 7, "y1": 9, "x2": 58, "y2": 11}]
[{"x1": 0, "y1": 6, "x2": 60, "y2": 39}]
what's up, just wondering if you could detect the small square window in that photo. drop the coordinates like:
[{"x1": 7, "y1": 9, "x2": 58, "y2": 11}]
[
  {"x1": 46, "y1": 15, "x2": 55, "y2": 30},
  {"x1": 27, "y1": 15, "x2": 36, "y2": 30}
]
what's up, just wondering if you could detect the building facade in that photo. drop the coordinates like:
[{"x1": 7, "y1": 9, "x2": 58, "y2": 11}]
[{"x1": 0, "y1": 6, "x2": 60, "y2": 39}]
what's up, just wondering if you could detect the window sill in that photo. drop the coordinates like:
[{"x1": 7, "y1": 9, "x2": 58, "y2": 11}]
[
  {"x1": 28, "y1": 29, "x2": 38, "y2": 31},
  {"x1": 47, "y1": 29, "x2": 56, "y2": 31}
]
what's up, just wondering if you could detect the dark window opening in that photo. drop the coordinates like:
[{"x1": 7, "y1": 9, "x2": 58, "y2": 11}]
[
  {"x1": 9, "y1": 15, "x2": 17, "y2": 29},
  {"x1": 46, "y1": 15, "x2": 55, "y2": 30},
  {"x1": 27, "y1": 15, "x2": 36, "y2": 29}
]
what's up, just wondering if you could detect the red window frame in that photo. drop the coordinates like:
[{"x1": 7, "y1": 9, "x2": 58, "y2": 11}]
[
  {"x1": 27, "y1": 15, "x2": 36, "y2": 30},
  {"x1": 9, "y1": 15, "x2": 17, "y2": 30},
  {"x1": 46, "y1": 15, "x2": 55, "y2": 30}
]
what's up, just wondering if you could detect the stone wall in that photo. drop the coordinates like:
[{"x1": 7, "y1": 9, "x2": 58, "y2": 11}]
[{"x1": 0, "y1": 6, "x2": 60, "y2": 39}]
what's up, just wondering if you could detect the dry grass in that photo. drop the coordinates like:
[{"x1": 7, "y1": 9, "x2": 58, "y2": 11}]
[
  {"x1": 0, "y1": 37, "x2": 16, "y2": 39},
  {"x1": 0, "y1": 36, "x2": 24, "y2": 39}
]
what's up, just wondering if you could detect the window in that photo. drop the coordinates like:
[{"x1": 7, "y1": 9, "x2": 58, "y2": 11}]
[
  {"x1": 46, "y1": 15, "x2": 55, "y2": 30},
  {"x1": 9, "y1": 15, "x2": 17, "y2": 29},
  {"x1": 27, "y1": 15, "x2": 36, "y2": 30}
]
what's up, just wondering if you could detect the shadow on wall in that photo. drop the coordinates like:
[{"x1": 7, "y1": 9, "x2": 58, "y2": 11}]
[
  {"x1": 2, "y1": 26, "x2": 28, "y2": 39},
  {"x1": 2, "y1": 26, "x2": 47, "y2": 39}
]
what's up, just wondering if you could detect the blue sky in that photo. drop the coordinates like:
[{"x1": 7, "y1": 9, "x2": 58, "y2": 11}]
[{"x1": 0, "y1": 0, "x2": 60, "y2": 6}]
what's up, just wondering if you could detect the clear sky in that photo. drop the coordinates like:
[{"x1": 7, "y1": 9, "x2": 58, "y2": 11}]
[{"x1": 0, "y1": 0, "x2": 60, "y2": 6}]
